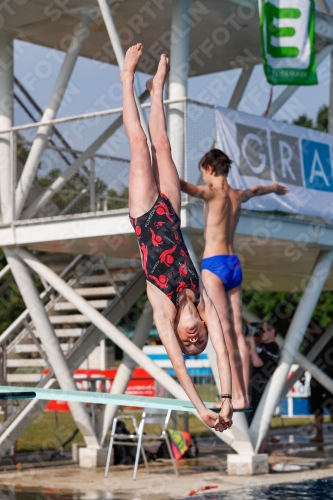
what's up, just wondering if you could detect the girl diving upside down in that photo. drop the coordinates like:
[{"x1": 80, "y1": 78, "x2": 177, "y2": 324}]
[{"x1": 121, "y1": 43, "x2": 233, "y2": 431}]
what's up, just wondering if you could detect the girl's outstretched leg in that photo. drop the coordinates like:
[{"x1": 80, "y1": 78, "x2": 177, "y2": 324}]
[
  {"x1": 121, "y1": 44, "x2": 158, "y2": 218},
  {"x1": 145, "y1": 54, "x2": 180, "y2": 216}
]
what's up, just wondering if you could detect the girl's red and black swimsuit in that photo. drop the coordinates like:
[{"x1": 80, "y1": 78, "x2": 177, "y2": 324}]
[{"x1": 130, "y1": 193, "x2": 201, "y2": 308}]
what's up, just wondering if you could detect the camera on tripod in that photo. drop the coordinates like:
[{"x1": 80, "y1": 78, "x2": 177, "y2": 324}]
[{"x1": 242, "y1": 322, "x2": 264, "y2": 337}]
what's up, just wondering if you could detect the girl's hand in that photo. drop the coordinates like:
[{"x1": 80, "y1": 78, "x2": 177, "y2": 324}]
[
  {"x1": 210, "y1": 400, "x2": 233, "y2": 432},
  {"x1": 218, "y1": 398, "x2": 233, "y2": 431},
  {"x1": 200, "y1": 402, "x2": 233, "y2": 432},
  {"x1": 199, "y1": 408, "x2": 221, "y2": 429}
]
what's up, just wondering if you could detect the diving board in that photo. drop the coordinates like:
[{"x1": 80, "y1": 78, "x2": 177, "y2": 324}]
[{"x1": 0, "y1": 386, "x2": 251, "y2": 413}]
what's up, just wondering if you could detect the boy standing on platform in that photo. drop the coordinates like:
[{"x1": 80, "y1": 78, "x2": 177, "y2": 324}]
[{"x1": 180, "y1": 149, "x2": 289, "y2": 408}]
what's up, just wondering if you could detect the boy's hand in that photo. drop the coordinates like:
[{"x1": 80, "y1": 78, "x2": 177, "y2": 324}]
[{"x1": 273, "y1": 183, "x2": 290, "y2": 195}]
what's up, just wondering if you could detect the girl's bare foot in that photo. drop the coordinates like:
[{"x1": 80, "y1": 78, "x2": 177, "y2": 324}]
[
  {"x1": 145, "y1": 54, "x2": 169, "y2": 94},
  {"x1": 120, "y1": 43, "x2": 143, "y2": 83}
]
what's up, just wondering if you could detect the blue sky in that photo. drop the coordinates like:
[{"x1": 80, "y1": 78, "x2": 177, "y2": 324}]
[{"x1": 14, "y1": 39, "x2": 330, "y2": 126}]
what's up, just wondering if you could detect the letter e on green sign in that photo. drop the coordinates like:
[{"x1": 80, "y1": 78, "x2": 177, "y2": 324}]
[{"x1": 259, "y1": 0, "x2": 317, "y2": 85}]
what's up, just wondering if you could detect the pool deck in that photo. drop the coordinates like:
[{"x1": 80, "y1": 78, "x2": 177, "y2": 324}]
[{"x1": 0, "y1": 453, "x2": 333, "y2": 499}]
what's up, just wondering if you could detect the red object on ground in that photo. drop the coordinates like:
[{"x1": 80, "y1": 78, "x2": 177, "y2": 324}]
[
  {"x1": 188, "y1": 485, "x2": 218, "y2": 496},
  {"x1": 42, "y1": 368, "x2": 155, "y2": 412}
]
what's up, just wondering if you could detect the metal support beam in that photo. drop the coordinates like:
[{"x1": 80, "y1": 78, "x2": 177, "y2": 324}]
[
  {"x1": 297, "y1": 351, "x2": 333, "y2": 395},
  {"x1": 17, "y1": 248, "x2": 188, "y2": 400},
  {"x1": 0, "y1": 264, "x2": 10, "y2": 281},
  {"x1": 4, "y1": 248, "x2": 99, "y2": 448},
  {"x1": 97, "y1": 301, "x2": 153, "y2": 445},
  {"x1": 228, "y1": 66, "x2": 255, "y2": 110},
  {"x1": 90, "y1": 157, "x2": 95, "y2": 212},
  {"x1": 278, "y1": 324, "x2": 333, "y2": 401},
  {"x1": 23, "y1": 319, "x2": 51, "y2": 369},
  {"x1": 0, "y1": 31, "x2": 13, "y2": 223},
  {"x1": 243, "y1": 309, "x2": 333, "y2": 414},
  {"x1": 168, "y1": 0, "x2": 191, "y2": 177},
  {"x1": 22, "y1": 89, "x2": 149, "y2": 220},
  {"x1": 20, "y1": 249, "x2": 254, "y2": 455},
  {"x1": 250, "y1": 250, "x2": 333, "y2": 452},
  {"x1": 0, "y1": 378, "x2": 56, "y2": 457},
  {"x1": 97, "y1": 0, "x2": 149, "y2": 138},
  {"x1": 266, "y1": 44, "x2": 333, "y2": 119},
  {"x1": 0, "y1": 268, "x2": 144, "y2": 455},
  {"x1": 60, "y1": 187, "x2": 89, "y2": 216},
  {"x1": 316, "y1": 0, "x2": 330, "y2": 14},
  {"x1": 0, "y1": 254, "x2": 83, "y2": 347},
  {"x1": 3, "y1": 249, "x2": 252, "y2": 455},
  {"x1": 15, "y1": 14, "x2": 91, "y2": 219}
]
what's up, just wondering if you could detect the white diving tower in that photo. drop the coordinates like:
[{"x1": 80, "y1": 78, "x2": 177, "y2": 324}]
[{"x1": 0, "y1": 0, "x2": 333, "y2": 469}]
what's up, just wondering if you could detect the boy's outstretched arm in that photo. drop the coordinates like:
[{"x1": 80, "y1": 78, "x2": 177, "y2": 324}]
[
  {"x1": 180, "y1": 178, "x2": 208, "y2": 199},
  {"x1": 240, "y1": 183, "x2": 290, "y2": 203}
]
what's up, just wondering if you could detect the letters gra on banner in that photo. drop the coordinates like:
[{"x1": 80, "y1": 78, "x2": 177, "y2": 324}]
[{"x1": 215, "y1": 106, "x2": 333, "y2": 220}]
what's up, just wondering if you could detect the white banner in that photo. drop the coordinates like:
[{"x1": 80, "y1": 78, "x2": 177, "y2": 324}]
[{"x1": 215, "y1": 106, "x2": 333, "y2": 220}]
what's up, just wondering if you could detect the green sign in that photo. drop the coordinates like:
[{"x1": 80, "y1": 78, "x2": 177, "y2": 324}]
[{"x1": 260, "y1": 0, "x2": 317, "y2": 85}]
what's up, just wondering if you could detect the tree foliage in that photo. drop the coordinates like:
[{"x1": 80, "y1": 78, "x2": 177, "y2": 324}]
[{"x1": 36, "y1": 168, "x2": 128, "y2": 214}]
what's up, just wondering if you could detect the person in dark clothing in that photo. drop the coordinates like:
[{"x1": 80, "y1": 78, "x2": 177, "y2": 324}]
[
  {"x1": 307, "y1": 332, "x2": 333, "y2": 442},
  {"x1": 246, "y1": 322, "x2": 280, "y2": 425}
]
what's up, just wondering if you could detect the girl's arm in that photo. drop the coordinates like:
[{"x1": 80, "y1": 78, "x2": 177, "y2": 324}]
[
  {"x1": 154, "y1": 312, "x2": 226, "y2": 430},
  {"x1": 199, "y1": 287, "x2": 233, "y2": 424}
]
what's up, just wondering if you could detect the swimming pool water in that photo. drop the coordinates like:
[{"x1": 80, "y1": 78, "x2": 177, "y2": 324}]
[
  {"x1": 184, "y1": 477, "x2": 333, "y2": 500},
  {"x1": 1, "y1": 478, "x2": 333, "y2": 500}
]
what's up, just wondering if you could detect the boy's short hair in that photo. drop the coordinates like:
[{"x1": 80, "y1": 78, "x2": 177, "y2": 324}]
[{"x1": 199, "y1": 149, "x2": 232, "y2": 177}]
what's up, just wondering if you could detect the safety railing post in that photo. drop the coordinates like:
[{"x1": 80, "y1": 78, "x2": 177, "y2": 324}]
[
  {"x1": 10, "y1": 130, "x2": 16, "y2": 222},
  {"x1": 90, "y1": 156, "x2": 95, "y2": 212},
  {"x1": 0, "y1": 345, "x2": 7, "y2": 421}
]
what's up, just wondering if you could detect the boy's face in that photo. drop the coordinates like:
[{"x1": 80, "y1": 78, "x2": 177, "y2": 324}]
[{"x1": 200, "y1": 165, "x2": 213, "y2": 184}]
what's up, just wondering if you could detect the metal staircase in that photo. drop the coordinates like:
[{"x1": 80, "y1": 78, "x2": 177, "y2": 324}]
[
  {"x1": 0, "y1": 77, "x2": 146, "y2": 455},
  {"x1": 2, "y1": 255, "x2": 141, "y2": 385},
  {"x1": 0, "y1": 254, "x2": 146, "y2": 454}
]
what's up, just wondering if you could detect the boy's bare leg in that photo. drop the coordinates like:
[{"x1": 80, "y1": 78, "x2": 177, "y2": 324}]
[
  {"x1": 145, "y1": 54, "x2": 181, "y2": 216},
  {"x1": 227, "y1": 286, "x2": 250, "y2": 402},
  {"x1": 202, "y1": 270, "x2": 249, "y2": 409},
  {"x1": 121, "y1": 43, "x2": 158, "y2": 218}
]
